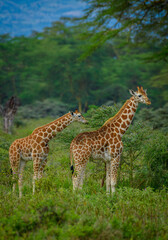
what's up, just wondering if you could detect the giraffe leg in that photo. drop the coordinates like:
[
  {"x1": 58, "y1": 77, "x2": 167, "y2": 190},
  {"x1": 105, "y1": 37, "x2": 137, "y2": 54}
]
[
  {"x1": 110, "y1": 155, "x2": 120, "y2": 194},
  {"x1": 38, "y1": 145, "x2": 49, "y2": 179},
  {"x1": 9, "y1": 150, "x2": 20, "y2": 194},
  {"x1": 18, "y1": 160, "x2": 26, "y2": 198},
  {"x1": 73, "y1": 160, "x2": 88, "y2": 191},
  {"x1": 106, "y1": 162, "x2": 111, "y2": 195},
  {"x1": 73, "y1": 176, "x2": 78, "y2": 191},
  {"x1": 12, "y1": 169, "x2": 18, "y2": 193},
  {"x1": 13, "y1": 182, "x2": 16, "y2": 193},
  {"x1": 32, "y1": 157, "x2": 41, "y2": 194},
  {"x1": 78, "y1": 165, "x2": 87, "y2": 189},
  {"x1": 38, "y1": 158, "x2": 47, "y2": 179}
]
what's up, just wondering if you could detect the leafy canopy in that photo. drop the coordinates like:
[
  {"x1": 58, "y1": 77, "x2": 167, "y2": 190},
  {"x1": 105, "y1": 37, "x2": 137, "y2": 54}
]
[{"x1": 79, "y1": 0, "x2": 168, "y2": 61}]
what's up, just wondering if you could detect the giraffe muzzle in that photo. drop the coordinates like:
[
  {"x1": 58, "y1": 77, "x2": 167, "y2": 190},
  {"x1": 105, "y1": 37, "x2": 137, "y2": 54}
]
[
  {"x1": 84, "y1": 120, "x2": 89, "y2": 124},
  {"x1": 146, "y1": 100, "x2": 151, "y2": 105}
]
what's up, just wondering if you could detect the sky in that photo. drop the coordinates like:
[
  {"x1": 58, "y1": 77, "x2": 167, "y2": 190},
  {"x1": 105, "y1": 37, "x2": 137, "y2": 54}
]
[{"x1": 0, "y1": 0, "x2": 86, "y2": 36}]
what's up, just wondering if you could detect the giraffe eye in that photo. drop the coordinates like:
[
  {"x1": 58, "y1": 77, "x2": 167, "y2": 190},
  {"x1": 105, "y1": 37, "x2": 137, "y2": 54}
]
[
  {"x1": 138, "y1": 95, "x2": 142, "y2": 97},
  {"x1": 78, "y1": 115, "x2": 81, "y2": 118}
]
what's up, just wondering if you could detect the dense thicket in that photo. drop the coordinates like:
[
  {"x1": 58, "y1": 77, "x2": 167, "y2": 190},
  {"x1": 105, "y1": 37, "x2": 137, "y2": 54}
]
[{"x1": 0, "y1": 21, "x2": 167, "y2": 111}]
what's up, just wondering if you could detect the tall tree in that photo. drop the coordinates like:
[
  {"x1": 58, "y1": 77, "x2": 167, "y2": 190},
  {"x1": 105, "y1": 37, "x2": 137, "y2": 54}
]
[
  {"x1": 0, "y1": 20, "x2": 167, "y2": 110},
  {"x1": 78, "y1": 0, "x2": 168, "y2": 61}
]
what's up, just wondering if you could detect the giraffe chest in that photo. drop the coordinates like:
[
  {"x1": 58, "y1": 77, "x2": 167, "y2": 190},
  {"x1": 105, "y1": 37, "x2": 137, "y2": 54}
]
[
  {"x1": 91, "y1": 149, "x2": 111, "y2": 162},
  {"x1": 20, "y1": 141, "x2": 49, "y2": 161},
  {"x1": 90, "y1": 140, "x2": 110, "y2": 161},
  {"x1": 20, "y1": 148, "x2": 33, "y2": 161},
  {"x1": 91, "y1": 140, "x2": 123, "y2": 161}
]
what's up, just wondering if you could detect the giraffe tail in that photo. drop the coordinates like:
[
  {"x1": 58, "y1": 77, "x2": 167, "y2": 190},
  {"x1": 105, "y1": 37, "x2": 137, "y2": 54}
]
[{"x1": 70, "y1": 144, "x2": 74, "y2": 175}]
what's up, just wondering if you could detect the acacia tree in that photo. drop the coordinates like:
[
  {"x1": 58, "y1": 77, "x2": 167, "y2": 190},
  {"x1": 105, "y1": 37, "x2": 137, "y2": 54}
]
[{"x1": 79, "y1": 0, "x2": 168, "y2": 61}]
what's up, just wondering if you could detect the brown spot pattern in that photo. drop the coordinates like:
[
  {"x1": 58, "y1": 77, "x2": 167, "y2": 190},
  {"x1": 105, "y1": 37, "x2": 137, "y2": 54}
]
[
  {"x1": 70, "y1": 96, "x2": 140, "y2": 193},
  {"x1": 9, "y1": 111, "x2": 87, "y2": 197}
]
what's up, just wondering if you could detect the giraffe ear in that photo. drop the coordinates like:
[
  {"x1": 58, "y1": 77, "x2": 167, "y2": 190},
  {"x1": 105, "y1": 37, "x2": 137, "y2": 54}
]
[
  {"x1": 129, "y1": 89, "x2": 136, "y2": 96},
  {"x1": 70, "y1": 111, "x2": 74, "y2": 116}
]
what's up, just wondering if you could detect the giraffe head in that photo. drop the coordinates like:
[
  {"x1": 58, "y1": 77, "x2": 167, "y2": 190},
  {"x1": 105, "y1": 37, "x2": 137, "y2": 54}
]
[
  {"x1": 129, "y1": 86, "x2": 151, "y2": 105},
  {"x1": 70, "y1": 109, "x2": 88, "y2": 123}
]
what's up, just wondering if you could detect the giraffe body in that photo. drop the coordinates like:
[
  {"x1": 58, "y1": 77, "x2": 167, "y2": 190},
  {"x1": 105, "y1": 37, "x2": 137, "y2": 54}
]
[
  {"x1": 70, "y1": 87, "x2": 151, "y2": 194},
  {"x1": 9, "y1": 110, "x2": 87, "y2": 198}
]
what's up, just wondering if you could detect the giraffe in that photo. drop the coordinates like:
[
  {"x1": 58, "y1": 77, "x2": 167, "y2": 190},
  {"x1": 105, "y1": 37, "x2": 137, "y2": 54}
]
[
  {"x1": 70, "y1": 87, "x2": 151, "y2": 194},
  {"x1": 9, "y1": 110, "x2": 87, "y2": 198}
]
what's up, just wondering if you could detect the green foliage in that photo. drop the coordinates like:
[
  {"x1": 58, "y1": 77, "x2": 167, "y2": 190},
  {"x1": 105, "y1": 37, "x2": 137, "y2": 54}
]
[
  {"x1": 54, "y1": 122, "x2": 90, "y2": 148},
  {"x1": 0, "y1": 21, "x2": 168, "y2": 112},
  {"x1": 79, "y1": 0, "x2": 168, "y2": 61},
  {"x1": 86, "y1": 104, "x2": 120, "y2": 128},
  {"x1": 120, "y1": 122, "x2": 152, "y2": 188},
  {"x1": 0, "y1": 7, "x2": 168, "y2": 238},
  {"x1": 0, "y1": 132, "x2": 13, "y2": 187},
  {"x1": 142, "y1": 132, "x2": 168, "y2": 189},
  {"x1": 17, "y1": 98, "x2": 70, "y2": 119},
  {"x1": 0, "y1": 114, "x2": 168, "y2": 239},
  {"x1": 137, "y1": 103, "x2": 168, "y2": 132},
  {"x1": 150, "y1": 67, "x2": 168, "y2": 101}
]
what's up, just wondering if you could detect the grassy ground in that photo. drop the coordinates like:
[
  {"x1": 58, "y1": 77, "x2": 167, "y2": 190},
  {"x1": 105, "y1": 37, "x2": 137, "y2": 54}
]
[{"x1": 0, "y1": 119, "x2": 168, "y2": 240}]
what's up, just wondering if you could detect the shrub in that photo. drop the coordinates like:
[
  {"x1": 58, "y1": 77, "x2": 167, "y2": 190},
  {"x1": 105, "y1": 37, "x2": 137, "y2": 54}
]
[
  {"x1": 140, "y1": 131, "x2": 168, "y2": 189},
  {"x1": 0, "y1": 133, "x2": 13, "y2": 187},
  {"x1": 86, "y1": 104, "x2": 121, "y2": 128},
  {"x1": 119, "y1": 122, "x2": 152, "y2": 188},
  {"x1": 137, "y1": 103, "x2": 168, "y2": 132},
  {"x1": 16, "y1": 98, "x2": 70, "y2": 119}
]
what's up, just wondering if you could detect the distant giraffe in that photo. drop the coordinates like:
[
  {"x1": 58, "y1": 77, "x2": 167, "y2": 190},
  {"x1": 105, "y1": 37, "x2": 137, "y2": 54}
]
[
  {"x1": 70, "y1": 87, "x2": 151, "y2": 194},
  {"x1": 9, "y1": 110, "x2": 87, "y2": 198}
]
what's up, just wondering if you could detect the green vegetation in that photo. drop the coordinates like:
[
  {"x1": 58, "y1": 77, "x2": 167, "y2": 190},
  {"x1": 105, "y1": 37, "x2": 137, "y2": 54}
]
[
  {"x1": 0, "y1": 1, "x2": 168, "y2": 238},
  {"x1": 0, "y1": 19, "x2": 168, "y2": 111},
  {"x1": 79, "y1": 0, "x2": 168, "y2": 61},
  {"x1": 0, "y1": 106, "x2": 168, "y2": 239}
]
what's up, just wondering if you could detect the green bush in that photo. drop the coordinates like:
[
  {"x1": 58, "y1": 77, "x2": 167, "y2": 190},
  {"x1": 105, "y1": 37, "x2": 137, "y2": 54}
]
[
  {"x1": 118, "y1": 121, "x2": 152, "y2": 188},
  {"x1": 16, "y1": 98, "x2": 70, "y2": 119},
  {"x1": 0, "y1": 133, "x2": 13, "y2": 187},
  {"x1": 86, "y1": 104, "x2": 121, "y2": 128},
  {"x1": 140, "y1": 131, "x2": 168, "y2": 189},
  {"x1": 0, "y1": 186, "x2": 168, "y2": 240},
  {"x1": 137, "y1": 103, "x2": 168, "y2": 132}
]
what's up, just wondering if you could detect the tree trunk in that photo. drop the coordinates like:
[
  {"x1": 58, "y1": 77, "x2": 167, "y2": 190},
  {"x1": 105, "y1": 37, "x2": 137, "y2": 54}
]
[
  {"x1": 76, "y1": 96, "x2": 82, "y2": 112},
  {"x1": 0, "y1": 96, "x2": 19, "y2": 134},
  {"x1": 84, "y1": 101, "x2": 88, "y2": 112}
]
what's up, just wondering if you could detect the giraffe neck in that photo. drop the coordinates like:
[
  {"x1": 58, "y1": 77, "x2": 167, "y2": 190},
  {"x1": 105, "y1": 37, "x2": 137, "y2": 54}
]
[
  {"x1": 34, "y1": 113, "x2": 73, "y2": 142},
  {"x1": 104, "y1": 97, "x2": 138, "y2": 137}
]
